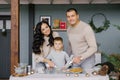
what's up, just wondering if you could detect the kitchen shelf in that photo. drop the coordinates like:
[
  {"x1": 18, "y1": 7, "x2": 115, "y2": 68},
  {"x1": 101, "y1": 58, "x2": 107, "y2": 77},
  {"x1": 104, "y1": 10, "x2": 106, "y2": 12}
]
[{"x1": 52, "y1": 29, "x2": 67, "y2": 31}]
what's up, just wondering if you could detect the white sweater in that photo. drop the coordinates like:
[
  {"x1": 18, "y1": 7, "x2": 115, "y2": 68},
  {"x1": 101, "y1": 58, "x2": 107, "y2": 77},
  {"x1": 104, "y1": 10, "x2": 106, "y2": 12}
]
[
  {"x1": 34, "y1": 32, "x2": 59, "y2": 63},
  {"x1": 67, "y1": 21, "x2": 97, "y2": 60}
]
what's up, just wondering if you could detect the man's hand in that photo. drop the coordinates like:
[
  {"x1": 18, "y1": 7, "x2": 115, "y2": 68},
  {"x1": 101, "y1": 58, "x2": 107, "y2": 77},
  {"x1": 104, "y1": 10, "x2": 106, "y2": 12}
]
[{"x1": 73, "y1": 56, "x2": 83, "y2": 64}]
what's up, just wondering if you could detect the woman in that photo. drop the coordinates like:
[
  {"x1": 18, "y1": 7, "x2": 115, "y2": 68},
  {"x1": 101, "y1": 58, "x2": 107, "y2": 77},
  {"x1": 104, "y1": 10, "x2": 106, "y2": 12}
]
[{"x1": 32, "y1": 21, "x2": 59, "y2": 69}]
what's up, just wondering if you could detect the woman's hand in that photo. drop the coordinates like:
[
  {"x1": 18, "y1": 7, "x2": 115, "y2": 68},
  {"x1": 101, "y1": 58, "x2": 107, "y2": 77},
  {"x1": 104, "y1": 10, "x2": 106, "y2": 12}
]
[
  {"x1": 43, "y1": 58, "x2": 55, "y2": 67},
  {"x1": 47, "y1": 60, "x2": 55, "y2": 68}
]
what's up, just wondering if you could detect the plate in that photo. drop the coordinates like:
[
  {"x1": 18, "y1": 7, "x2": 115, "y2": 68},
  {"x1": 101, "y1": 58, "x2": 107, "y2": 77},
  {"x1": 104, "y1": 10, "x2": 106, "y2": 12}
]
[
  {"x1": 12, "y1": 73, "x2": 28, "y2": 77},
  {"x1": 68, "y1": 67, "x2": 83, "y2": 73}
]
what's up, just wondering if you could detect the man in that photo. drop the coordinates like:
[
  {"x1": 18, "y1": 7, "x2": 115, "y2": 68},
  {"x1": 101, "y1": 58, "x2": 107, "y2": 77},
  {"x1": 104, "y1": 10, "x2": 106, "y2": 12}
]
[{"x1": 66, "y1": 8, "x2": 97, "y2": 69}]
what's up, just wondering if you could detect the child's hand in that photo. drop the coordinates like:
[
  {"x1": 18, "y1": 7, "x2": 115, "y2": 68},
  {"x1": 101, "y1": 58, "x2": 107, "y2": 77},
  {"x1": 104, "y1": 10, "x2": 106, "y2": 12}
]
[
  {"x1": 47, "y1": 66, "x2": 53, "y2": 70},
  {"x1": 61, "y1": 66, "x2": 69, "y2": 73},
  {"x1": 61, "y1": 66, "x2": 67, "y2": 70}
]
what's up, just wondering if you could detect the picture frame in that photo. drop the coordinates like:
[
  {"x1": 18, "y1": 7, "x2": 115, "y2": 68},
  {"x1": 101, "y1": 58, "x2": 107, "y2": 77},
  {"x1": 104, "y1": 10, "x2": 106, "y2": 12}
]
[{"x1": 40, "y1": 16, "x2": 51, "y2": 25}]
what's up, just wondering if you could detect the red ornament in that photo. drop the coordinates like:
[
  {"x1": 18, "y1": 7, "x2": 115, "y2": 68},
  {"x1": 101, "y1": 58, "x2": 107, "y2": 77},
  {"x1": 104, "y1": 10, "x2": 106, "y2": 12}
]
[{"x1": 60, "y1": 22, "x2": 66, "y2": 29}]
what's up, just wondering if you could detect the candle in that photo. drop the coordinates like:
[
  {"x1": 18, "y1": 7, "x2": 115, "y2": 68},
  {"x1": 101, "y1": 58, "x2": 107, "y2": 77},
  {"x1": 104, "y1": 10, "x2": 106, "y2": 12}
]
[
  {"x1": 66, "y1": 73, "x2": 70, "y2": 77},
  {"x1": 74, "y1": 73, "x2": 79, "y2": 77},
  {"x1": 85, "y1": 73, "x2": 90, "y2": 77}
]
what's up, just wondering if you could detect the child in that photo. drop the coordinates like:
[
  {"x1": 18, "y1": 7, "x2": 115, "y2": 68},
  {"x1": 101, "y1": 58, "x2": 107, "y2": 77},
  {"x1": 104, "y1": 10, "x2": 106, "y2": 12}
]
[{"x1": 46, "y1": 37, "x2": 70, "y2": 69}]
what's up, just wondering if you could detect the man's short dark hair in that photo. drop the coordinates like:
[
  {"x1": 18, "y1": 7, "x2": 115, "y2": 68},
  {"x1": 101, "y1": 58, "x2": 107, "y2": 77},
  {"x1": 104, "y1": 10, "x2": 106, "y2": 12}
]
[{"x1": 66, "y1": 8, "x2": 78, "y2": 14}]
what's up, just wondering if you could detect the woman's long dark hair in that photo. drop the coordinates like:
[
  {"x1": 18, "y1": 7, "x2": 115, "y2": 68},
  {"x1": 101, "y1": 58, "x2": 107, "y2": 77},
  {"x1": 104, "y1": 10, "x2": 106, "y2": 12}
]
[{"x1": 32, "y1": 21, "x2": 54, "y2": 54}]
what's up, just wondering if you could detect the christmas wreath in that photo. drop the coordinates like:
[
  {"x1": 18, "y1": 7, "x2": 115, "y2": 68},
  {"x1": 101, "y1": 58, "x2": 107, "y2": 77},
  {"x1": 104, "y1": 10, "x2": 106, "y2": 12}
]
[{"x1": 89, "y1": 13, "x2": 110, "y2": 33}]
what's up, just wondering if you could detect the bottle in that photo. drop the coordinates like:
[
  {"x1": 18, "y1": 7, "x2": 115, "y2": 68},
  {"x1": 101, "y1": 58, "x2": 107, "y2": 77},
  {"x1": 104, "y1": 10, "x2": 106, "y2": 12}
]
[
  {"x1": 27, "y1": 65, "x2": 31, "y2": 75},
  {"x1": 64, "y1": 55, "x2": 74, "y2": 68}
]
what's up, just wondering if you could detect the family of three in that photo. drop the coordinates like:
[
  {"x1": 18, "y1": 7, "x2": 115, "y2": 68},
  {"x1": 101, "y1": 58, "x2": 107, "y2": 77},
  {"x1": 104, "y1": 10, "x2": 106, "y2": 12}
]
[{"x1": 32, "y1": 8, "x2": 97, "y2": 72}]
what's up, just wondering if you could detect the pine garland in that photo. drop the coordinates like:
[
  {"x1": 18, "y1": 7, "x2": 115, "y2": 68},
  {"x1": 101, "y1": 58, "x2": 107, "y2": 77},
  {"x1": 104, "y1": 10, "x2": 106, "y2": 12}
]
[{"x1": 89, "y1": 13, "x2": 110, "y2": 33}]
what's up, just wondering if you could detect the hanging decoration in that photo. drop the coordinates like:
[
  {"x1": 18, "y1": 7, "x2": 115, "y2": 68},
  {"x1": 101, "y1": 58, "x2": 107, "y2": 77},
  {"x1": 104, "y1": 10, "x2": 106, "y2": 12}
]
[
  {"x1": 2, "y1": 28, "x2": 7, "y2": 36},
  {"x1": 89, "y1": 13, "x2": 110, "y2": 33},
  {"x1": 1, "y1": 20, "x2": 7, "y2": 36}
]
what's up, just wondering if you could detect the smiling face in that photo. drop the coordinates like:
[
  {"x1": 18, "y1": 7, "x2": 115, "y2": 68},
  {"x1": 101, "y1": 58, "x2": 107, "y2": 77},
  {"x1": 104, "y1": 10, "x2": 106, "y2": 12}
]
[
  {"x1": 66, "y1": 10, "x2": 79, "y2": 27},
  {"x1": 41, "y1": 23, "x2": 51, "y2": 36}
]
